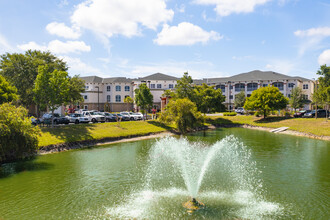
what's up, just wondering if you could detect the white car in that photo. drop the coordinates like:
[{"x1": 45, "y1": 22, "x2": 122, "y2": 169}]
[
  {"x1": 66, "y1": 113, "x2": 90, "y2": 124},
  {"x1": 131, "y1": 112, "x2": 143, "y2": 120},
  {"x1": 235, "y1": 107, "x2": 245, "y2": 114},
  {"x1": 82, "y1": 111, "x2": 105, "y2": 123},
  {"x1": 120, "y1": 112, "x2": 135, "y2": 121}
]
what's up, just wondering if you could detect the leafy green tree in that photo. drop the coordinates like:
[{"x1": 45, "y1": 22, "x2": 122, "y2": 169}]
[
  {"x1": 124, "y1": 96, "x2": 134, "y2": 111},
  {"x1": 289, "y1": 87, "x2": 305, "y2": 112},
  {"x1": 67, "y1": 75, "x2": 85, "y2": 106},
  {"x1": 234, "y1": 90, "x2": 246, "y2": 108},
  {"x1": 0, "y1": 50, "x2": 67, "y2": 107},
  {"x1": 316, "y1": 65, "x2": 330, "y2": 118},
  {"x1": 134, "y1": 83, "x2": 153, "y2": 120},
  {"x1": 160, "y1": 98, "x2": 204, "y2": 133},
  {"x1": 244, "y1": 86, "x2": 288, "y2": 118},
  {"x1": 194, "y1": 83, "x2": 225, "y2": 113},
  {"x1": 33, "y1": 65, "x2": 70, "y2": 127},
  {"x1": 162, "y1": 89, "x2": 176, "y2": 98},
  {"x1": 175, "y1": 72, "x2": 195, "y2": 100},
  {"x1": 0, "y1": 75, "x2": 18, "y2": 104},
  {"x1": 0, "y1": 103, "x2": 40, "y2": 163}
]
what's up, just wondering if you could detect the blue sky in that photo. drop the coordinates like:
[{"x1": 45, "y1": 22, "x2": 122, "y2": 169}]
[{"x1": 0, "y1": 0, "x2": 330, "y2": 80}]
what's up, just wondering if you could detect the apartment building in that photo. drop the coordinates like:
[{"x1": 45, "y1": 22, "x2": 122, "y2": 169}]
[
  {"x1": 194, "y1": 70, "x2": 315, "y2": 110},
  {"x1": 79, "y1": 70, "x2": 315, "y2": 112},
  {"x1": 80, "y1": 73, "x2": 178, "y2": 112}
]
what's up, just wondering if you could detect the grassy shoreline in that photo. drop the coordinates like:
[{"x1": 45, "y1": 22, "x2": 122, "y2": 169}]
[{"x1": 38, "y1": 116, "x2": 330, "y2": 148}]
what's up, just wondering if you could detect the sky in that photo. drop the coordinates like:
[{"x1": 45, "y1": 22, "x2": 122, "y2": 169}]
[{"x1": 0, "y1": 0, "x2": 330, "y2": 80}]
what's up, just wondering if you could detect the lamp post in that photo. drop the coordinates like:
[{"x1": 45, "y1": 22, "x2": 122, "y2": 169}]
[{"x1": 95, "y1": 86, "x2": 100, "y2": 111}]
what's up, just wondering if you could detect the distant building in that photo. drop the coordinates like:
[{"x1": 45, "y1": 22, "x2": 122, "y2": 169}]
[
  {"x1": 79, "y1": 73, "x2": 178, "y2": 112},
  {"x1": 194, "y1": 70, "x2": 315, "y2": 110},
  {"x1": 79, "y1": 70, "x2": 315, "y2": 112}
]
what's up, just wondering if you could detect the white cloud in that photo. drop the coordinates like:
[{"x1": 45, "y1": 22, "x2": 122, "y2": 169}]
[
  {"x1": 17, "y1": 40, "x2": 90, "y2": 54},
  {"x1": 264, "y1": 60, "x2": 296, "y2": 74},
  {"x1": 318, "y1": 49, "x2": 330, "y2": 65},
  {"x1": 294, "y1": 27, "x2": 330, "y2": 56},
  {"x1": 70, "y1": 0, "x2": 174, "y2": 38},
  {"x1": 60, "y1": 56, "x2": 103, "y2": 76},
  {"x1": 294, "y1": 27, "x2": 330, "y2": 38},
  {"x1": 193, "y1": 0, "x2": 271, "y2": 17},
  {"x1": 154, "y1": 22, "x2": 222, "y2": 46},
  {"x1": 46, "y1": 22, "x2": 81, "y2": 39},
  {"x1": 0, "y1": 33, "x2": 14, "y2": 53}
]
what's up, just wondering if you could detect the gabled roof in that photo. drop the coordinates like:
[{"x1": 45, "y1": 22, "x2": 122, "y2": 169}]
[
  {"x1": 102, "y1": 77, "x2": 133, "y2": 83},
  {"x1": 194, "y1": 70, "x2": 313, "y2": 84},
  {"x1": 80, "y1": 76, "x2": 103, "y2": 83},
  {"x1": 138, "y1": 73, "x2": 179, "y2": 81}
]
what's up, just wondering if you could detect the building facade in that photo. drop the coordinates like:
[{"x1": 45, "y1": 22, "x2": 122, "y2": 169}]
[{"x1": 80, "y1": 70, "x2": 315, "y2": 112}]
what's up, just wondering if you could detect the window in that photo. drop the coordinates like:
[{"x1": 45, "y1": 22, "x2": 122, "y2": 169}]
[
  {"x1": 84, "y1": 105, "x2": 88, "y2": 110},
  {"x1": 215, "y1": 84, "x2": 225, "y2": 93},
  {"x1": 247, "y1": 83, "x2": 258, "y2": 91},
  {"x1": 273, "y1": 82, "x2": 284, "y2": 90},
  {"x1": 288, "y1": 83, "x2": 295, "y2": 88},
  {"x1": 125, "y1": 86, "x2": 130, "y2": 91},
  {"x1": 230, "y1": 85, "x2": 233, "y2": 90},
  {"x1": 84, "y1": 95, "x2": 88, "y2": 100},
  {"x1": 115, "y1": 95, "x2": 121, "y2": 102},
  {"x1": 303, "y1": 84, "x2": 308, "y2": 89},
  {"x1": 247, "y1": 94, "x2": 251, "y2": 97},
  {"x1": 116, "y1": 85, "x2": 121, "y2": 91},
  {"x1": 107, "y1": 95, "x2": 111, "y2": 102},
  {"x1": 263, "y1": 84, "x2": 268, "y2": 87},
  {"x1": 287, "y1": 94, "x2": 291, "y2": 98},
  {"x1": 303, "y1": 94, "x2": 308, "y2": 100},
  {"x1": 235, "y1": 83, "x2": 245, "y2": 92},
  {"x1": 150, "y1": 84, "x2": 155, "y2": 89},
  {"x1": 169, "y1": 84, "x2": 174, "y2": 89},
  {"x1": 230, "y1": 95, "x2": 233, "y2": 99},
  {"x1": 107, "y1": 86, "x2": 111, "y2": 92},
  {"x1": 157, "y1": 84, "x2": 162, "y2": 89},
  {"x1": 85, "y1": 86, "x2": 89, "y2": 90}
]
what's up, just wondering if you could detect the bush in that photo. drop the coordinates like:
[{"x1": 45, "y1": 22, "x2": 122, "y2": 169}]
[
  {"x1": 223, "y1": 112, "x2": 237, "y2": 116},
  {"x1": 254, "y1": 111, "x2": 261, "y2": 117},
  {"x1": 159, "y1": 98, "x2": 204, "y2": 133},
  {"x1": 0, "y1": 103, "x2": 40, "y2": 163}
]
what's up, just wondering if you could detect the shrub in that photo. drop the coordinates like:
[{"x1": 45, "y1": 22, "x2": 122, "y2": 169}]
[
  {"x1": 159, "y1": 98, "x2": 204, "y2": 133},
  {"x1": 0, "y1": 103, "x2": 40, "y2": 163},
  {"x1": 223, "y1": 112, "x2": 237, "y2": 116},
  {"x1": 254, "y1": 111, "x2": 261, "y2": 117}
]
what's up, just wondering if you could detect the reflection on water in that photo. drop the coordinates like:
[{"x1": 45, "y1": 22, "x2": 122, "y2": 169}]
[{"x1": 0, "y1": 128, "x2": 329, "y2": 219}]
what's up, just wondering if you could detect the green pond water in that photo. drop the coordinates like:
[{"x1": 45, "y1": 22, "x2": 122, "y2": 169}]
[{"x1": 0, "y1": 128, "x2": 329, "y2": 219}]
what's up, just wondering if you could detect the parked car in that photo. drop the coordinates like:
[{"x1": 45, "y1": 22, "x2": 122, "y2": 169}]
[
  {"x1": 294, "y1": 110, "x2": 311, "y2": 118},
  {"x1": 99, "y1": 112, "x2": 117, "y2": 122},
  {"x1": 81, "y1": 111, "x2": 105, "y2": 123},
  {"x1": 235, "y1": 107, "x2": 245, "y2": 114},
  {"x1": 41, "y1": 113, "x2": 69, "y2": 124},
  {"x1": 114, "y1": 113, "x2": 130, "y2": 121},
  {"x1": 303, "y1": 109, "x2": 329, "y2": 118},
  {"x1": 120, "y1": 112, "x2": 136, "y2": 121},
  {"x1": 66, "y1": 113, "x2": 90, "y2": 124},
  {"x1": 131, "y1": 112, "x2": 143, "y2": 120}
]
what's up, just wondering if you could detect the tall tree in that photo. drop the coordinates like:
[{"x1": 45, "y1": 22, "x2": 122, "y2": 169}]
[
  {"x1": 0, "y1": 50, "x2": 67, "y2": 107},
  {"x1": 244, "y1": 86, "x2": 288, "y2": 118},
  {"x1": 33, "y1": 65, "x2": 70, "y2": 127},
  {"x1": 175, "y1": 72, "x2": 195, "y2": 100},
  {"x1": 194, "y1": 83, "x2": 225, "y2": 113},
  {"x1": 67, "y1": 75, "x2": 85, "y2": 106},
  {"x1": 134, "y1": 83, "x2": 153, "y2": 120},
  {"x1": 234, "y1": 90, "x2": 246, "y2": 108},
  {"x1": 289, "y1": 87, "x2": 305, "y2": 112},
  {"x1": 316, "y1": 64, "x2": 330, "y2": 119},
  {"x1": 0, "y1": 75, "x2": 18, "y2": 104},
  {"x1": 124, "y1": 96, "x2": 134, "y2": 111}
]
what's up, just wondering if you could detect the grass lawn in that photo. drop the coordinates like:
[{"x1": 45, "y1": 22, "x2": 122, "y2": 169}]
[
  {"x1": 38, "y1": 121, "x2": 171, "y2": 147},
  {"x1": 207, "y1": 115, "x2": 330, "y2": 137}
]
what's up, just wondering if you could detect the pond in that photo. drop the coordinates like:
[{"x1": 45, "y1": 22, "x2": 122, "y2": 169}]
[{"x1": 0, "y1": 128, "x2": 329, "y2": 219}]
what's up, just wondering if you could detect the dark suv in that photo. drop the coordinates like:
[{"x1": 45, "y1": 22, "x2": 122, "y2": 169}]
[{"x1": 303, "y1": 109, "x2": 329, "y2": 118}]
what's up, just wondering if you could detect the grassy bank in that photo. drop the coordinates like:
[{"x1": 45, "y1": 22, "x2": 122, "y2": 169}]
[
  {"x1": 38, "y1": 121, "x2": 171, "y2": 147},
  {"x1": 207, "y1": 115, "x2": 330, "y2": 137}
]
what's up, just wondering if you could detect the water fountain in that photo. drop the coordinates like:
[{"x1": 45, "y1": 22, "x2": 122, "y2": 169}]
[{"x1": 108, "y1": 135, "x2": 283, "y2": 219}]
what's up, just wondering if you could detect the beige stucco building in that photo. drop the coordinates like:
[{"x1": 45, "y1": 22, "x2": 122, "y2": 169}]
[{"x1": 79, "y1": 70, "x2": 315, "y2": 112}]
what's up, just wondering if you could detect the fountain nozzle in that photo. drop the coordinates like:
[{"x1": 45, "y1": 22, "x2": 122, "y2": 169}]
[{"x1": 183, "y1": 198, "x2": 205, "y2": 212}]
